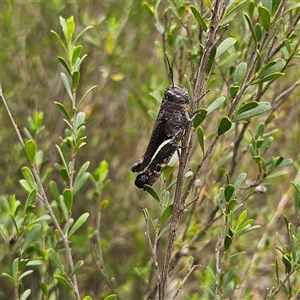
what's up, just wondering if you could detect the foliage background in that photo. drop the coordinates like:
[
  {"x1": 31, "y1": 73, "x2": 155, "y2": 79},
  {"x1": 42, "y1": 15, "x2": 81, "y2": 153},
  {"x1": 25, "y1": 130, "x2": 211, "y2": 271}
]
[{"x1": 0, "y1": 1, "x2": 300, "y2": 299}]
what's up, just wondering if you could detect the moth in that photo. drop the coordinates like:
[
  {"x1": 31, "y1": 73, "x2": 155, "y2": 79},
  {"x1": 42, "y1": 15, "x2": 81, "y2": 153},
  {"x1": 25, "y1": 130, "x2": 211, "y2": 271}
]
[{"x1": 131, "y1": 84, "x2": 191, "y2": 189}]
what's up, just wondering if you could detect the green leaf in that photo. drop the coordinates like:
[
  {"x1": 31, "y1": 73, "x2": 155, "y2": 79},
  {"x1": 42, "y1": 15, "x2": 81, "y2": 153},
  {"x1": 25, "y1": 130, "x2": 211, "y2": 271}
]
[
  {"x1": 2, "y1": 272, "x2": 14, "y2": 283},
  {"x1": 160, "y1": 204, "x2": 173, "y2": 224},
  {"x1": 234, "y1": 173, "x2": 246, "y2": 189},
  {"x1": 48, "y1": 248, "x2": 64, "y2": 272},
  {"x1": 236, "y1": 225, "x2": 260, "y2": 237},
  {"x1": 54, "y1": 101, "x2": 71, "y2": 120},
  {"x1": 74, "y1": 161, "x2": 90, "y2": 186},
  {"x1": 21, "y1": 167, "x2": 36, "y2": 191},
  {"x1": 155, "y1": 22, "x2": 165, "y2": 35},
  {"x1": 206, "y1": 96, "x2": 226, "y2": 114},
  {"x1": 162, "y1": 191, "x2": 170, "y2": 210},
  {"x1": 158, "y1": 223, "x2": 170, "y2": 239},
  {"x1": 257, "y1": 59, "x2": 286, "y2": 79},
  {"x1": 78, "y1": 85, "x2": 97, "y2": 109},
  {"x1": 144, "y1": 208, "x2": 156, "y2": 230},
  {"x1": 255, "y1": 23, "x2": 262, "y2": 41},
  {"x1": 0, "y1": 224, "x2": 9, "y2": 243},
  {"x1": 203, "y1": 0, "x2": 212, "y2": 10},
  {"x1": 251, "y1": 72, "x2": 284, "y2": 85},
  {"x1": 227, "y1": 199, "x2": 237, "y2": 212},
  {"x1": 58, "y1": 56, "x2": 71, "y2": 76},
  {"x1": 230, "y1": 85, "x2": 239, "y2": 98},
  {"x1": 72, "y1": 71, "x2": 80, "y2": 90},
  {"x1": 73, "y1": 136, "x2": 87, "y2": 155},
  {"x1": 75, "y1": 112, "x2": 86, "y2": 130},
  {"x1": 274, "y1": 155, "x2": 284, "y2": 168},
  {"x1": 50, "y1": 181, "x2": 60, "y2": 203},
  {"x1": 25, "y1": 139, "x2": 36, "y2": 166},
  {"x1": 193, "y1": 109, "x2": 207, "y2": 128},
  {"x1": 51, "y1": 30, "x2": 68, "y2": 55},
  {"x1": 224, "y1": 184, "x2": 235, "y2": 202},
  {"x1": 20, "y1": 289, "x2": 31, "y2": 300},
  {"x1": 54, "y1": 275, "x2": 74, "y2": 290},
  {"x1": 275, "y1": 257, "x2": 279, "y2": 284},
  {"x1": 188, "y1": 256, "x2": 194, "y2": 269},
  {"x1": 13, "y1": 258, "x2": 19, "y2": 282},
  {"x1": 27, "y1": 215, "x2": 51, "y2": 226},
  {"x1": 74, "y1": 172, "x2": 89, "y2": 195},
  {"x1": 190, "y1": 5, "x2": 207, "y2": 31},
  {"x1": 217, "y1": 116, "x2": 232, "y2": 136},
  {"x1": 73, "y1": 25, "x2": 93, "y2": 45},
  {"x1": 63, "y1": 189, "x2": 73, "y2": 213},
  {"x1": 258, "y1": 5, "x2": 271, "y2": 32},
  {"x1": 59, "y1": 16, "x2": 68, "y2": 42},
  {"x1": 215, "y1": 38, "x2": 236, "y2": 58},
  {"x1": 60, "y1": 72, "x2": 73, "y2": 100},
  {"x1": 103, "y1": 294, "x2": 117, "y2": 300},
  {"x1": 262, "y1": 0, "x2": 272, "y2": 13},
  {"x1": 236, "y1": 102, "x2": 259, "y2": 116},
  {"x1": 260, "y1": 136, "x2": 273, "y2": 156},
  {"x1": 144, "y1": 185, "x2": 160, "y2": 202},
  {"x1": 163, "y1": 166, "x2": 174, "y2": 180},
  {"x1": 196, "y1": 126, "x2": 205, "y2": 153},
  {"x1": 233, "y1": 102, "x2": 271, "y2": 122},
  {"x1": 282, "y1": 254, "x2": 292, "y2": 274},
  {"x1": 22, "y1": 224, "x2": 41, "y2": 251},
  {"x1": 233, "y1": 62, "x2": 247, "y2": 86},
  {"x1": 224, "y1": 251, "x2": 246, "y2": 261},
  {"x1": 19, "y1": 270, "x2": 33, "y2": 280},
  {"x1": 142, "y1": 2, "x2": 154, "y2": 16},
  {"x1": 244, "y1": 13, "x2": 257, "y2": 43},
  {"x1": 70, "y1": 260, "x2": 84, "y2": 277},
  {"x1": 66, "y1": 16, "x2": 75, "y2": 44},
  {"x1": 266, "y1": 170, "x2": 287, "y2": 179},
  {"x1": 72, "y1": 45, "x2": 83, "y2": 66},
  {"x1": 236, "y1": 210, "x2": 247, "y2": 228},
  {"x1": 224, "y1": 235, "x2": 232, "y2": 252},
  {"x1": 69, "y1": 213, "x2": 89, "y2": 236},
  {"x1": 25, "y1": 189, "x2": 37, "y2": 212},
  {"x1": 205, "y1": 47, "x2": 216, "y2": 75},
  {"x1": 55, "y1": 145, "x2": 68, "y2": 170}
]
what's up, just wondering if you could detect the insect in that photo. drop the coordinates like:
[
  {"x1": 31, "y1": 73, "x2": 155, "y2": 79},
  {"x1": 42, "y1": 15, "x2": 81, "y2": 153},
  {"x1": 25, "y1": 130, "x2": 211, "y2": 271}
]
[{"x1": 131, "y1": 60, "x2": 191, "y2": 189}]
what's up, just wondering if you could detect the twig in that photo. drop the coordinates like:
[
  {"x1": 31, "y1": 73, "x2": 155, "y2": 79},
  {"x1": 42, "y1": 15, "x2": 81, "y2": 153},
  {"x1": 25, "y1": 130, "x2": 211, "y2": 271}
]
[
  {"x1": 214, "y1": 214, "x2": 227, "y2": 300},
  {"x1": 143, "y1": 209, "x2": 161, "y2": 285},
  {"x1": 171, "y1": 264, "x2": 200, "y2": 300}
]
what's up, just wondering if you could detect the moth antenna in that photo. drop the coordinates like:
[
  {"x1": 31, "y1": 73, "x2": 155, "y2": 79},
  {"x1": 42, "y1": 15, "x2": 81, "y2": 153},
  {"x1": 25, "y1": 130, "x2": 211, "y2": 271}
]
[{"x1": 165, "y1": 55, "x2": 174, "y2": 88}]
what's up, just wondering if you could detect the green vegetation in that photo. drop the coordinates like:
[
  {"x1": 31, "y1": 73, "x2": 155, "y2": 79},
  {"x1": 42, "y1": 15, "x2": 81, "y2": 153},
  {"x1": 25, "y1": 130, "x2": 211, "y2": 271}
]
[{"x1": 1, "y1": 1, "x2": 300, "y2": 299}]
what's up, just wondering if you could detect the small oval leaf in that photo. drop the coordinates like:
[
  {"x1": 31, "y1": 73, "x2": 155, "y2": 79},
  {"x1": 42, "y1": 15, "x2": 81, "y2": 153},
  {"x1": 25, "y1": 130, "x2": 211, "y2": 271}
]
[
  {"x1": 233, "y1": 62, "x2": 247, "y2": 86},
  {"x1": 25, "y1": 140, "x2": 36, "y2": 166},
  {"x1": 196, "y1": 126, "x2": 205, "y2": 153},
  {"x1": 160, "y1": 204, "x2": 173, "y2": 224},
  {"x1": 190, "y1": 5, "x2": 207, "y2": 31},
  {"x1": 233, "y1": 102, "x2": 271, "y2": 122},
  {"x1": 236, "y1": 101, "x2": 259, "y2": 116},
  {"x1": 144, "y1": 185, "x2": 160, "y2": 202},
  {"x1": 217, "y1": 116, "x2": 232, "y2": 136},
  {"x1": 207, "y1": 96, "x2": 226, "y2": 114},
  {"x1": 69, "y1": 212, "x2": 89, "y2": 237},
  {"x1": 216, "y1": 38, "x2": 236, "y2": 58}
]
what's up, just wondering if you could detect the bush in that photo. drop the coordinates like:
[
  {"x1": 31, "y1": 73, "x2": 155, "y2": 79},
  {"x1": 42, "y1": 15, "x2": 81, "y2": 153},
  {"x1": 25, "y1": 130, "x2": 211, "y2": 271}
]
[{"x1": 1, "y1": 1, "x2": 300, "y2": 299}]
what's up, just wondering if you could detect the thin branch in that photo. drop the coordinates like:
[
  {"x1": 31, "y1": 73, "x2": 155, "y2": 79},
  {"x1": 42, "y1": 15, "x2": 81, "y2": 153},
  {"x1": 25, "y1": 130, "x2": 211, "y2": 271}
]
[{"x1": 171, "y1": 264, "x2": 200, "y2": 300}]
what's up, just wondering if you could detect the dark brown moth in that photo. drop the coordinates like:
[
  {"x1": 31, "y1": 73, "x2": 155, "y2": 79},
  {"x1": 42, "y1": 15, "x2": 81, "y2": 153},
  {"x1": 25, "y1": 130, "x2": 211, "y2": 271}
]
[{"x1": 131, "y1": 84, "x2": 191, "y2": 189}]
